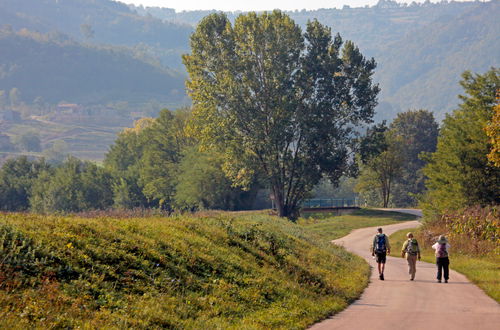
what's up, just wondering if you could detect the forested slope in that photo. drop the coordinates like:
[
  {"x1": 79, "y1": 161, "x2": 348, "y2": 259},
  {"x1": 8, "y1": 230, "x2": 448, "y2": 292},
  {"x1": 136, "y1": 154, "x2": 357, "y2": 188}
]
[{"x1": 0, "y1": 28, "x2": 186, "y2": 104}]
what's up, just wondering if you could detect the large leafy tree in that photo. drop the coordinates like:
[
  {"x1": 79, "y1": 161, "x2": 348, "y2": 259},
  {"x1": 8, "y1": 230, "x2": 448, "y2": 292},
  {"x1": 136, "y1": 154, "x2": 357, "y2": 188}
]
[
  {"x1": 0, "y1": 156, "x2": 49, "y2": 211},
  {"x1": 105, "y1": 117, "x2": 155, "y2": 208},
  {"x1": 139, "y1": 108, "x2": 193, "y2": 209},
  {"x1": 183, "y1": 11, "x2": 378, "y2": 219},
  {"x1": 356, "y1": 131, "x2": 404, "y2": 208},
  {"x1": 422, "y1": 68, "x2": 500, "y2": 215},
  {"x1": 389, "y1": 109, "x2": 439, "y2": 206}
]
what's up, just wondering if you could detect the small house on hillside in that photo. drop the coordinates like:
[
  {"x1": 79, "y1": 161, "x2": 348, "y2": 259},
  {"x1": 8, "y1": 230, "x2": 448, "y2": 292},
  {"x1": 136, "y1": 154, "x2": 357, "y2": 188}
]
[{"x1": 57, "y1": 103, "x2": 83, "y2": 114}]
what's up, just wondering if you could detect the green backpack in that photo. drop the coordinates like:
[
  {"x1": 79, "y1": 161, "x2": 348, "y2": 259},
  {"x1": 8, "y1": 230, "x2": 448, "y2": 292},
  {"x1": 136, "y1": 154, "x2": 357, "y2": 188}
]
[{"x1": 406, "y1": 239, "x2": 419, "y2": 255}]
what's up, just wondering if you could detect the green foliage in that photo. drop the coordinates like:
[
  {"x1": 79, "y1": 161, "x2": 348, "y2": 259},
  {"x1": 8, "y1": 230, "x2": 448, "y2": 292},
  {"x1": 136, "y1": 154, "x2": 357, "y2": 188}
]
[
  {"x1": 0, "y1": 212, "x2": 369, "y2": 328},
  {"x1": 29, "y1": 157, "x2": 113, "y2": 213},
  {"x1": 422, "y1": 68, "x2": 500, "y2": 215},
  {"x1": 358, "y1": 121, "x2": 388, "y2": 164},
  {"x1": 138, "y1": 110, "x2": 191, "y2": 209},
  {"x1": 356, "y1": 131, "x2": 404, "y2": 207},
  {"x1": 356, "y1": 109, "x2": 438, "y2": 207},
  {"x1": 0, "y1": 156, "x2": 49, "y2": 211},
  {"x1": 184, "y1": 11, "x2": 378, "y2": 219},
  {"x1": 389, "y1": 109, "x2": 439, "y2": 206},
  {"x1": 174, "y1": 147, "x2": 258, "y2": 211}
]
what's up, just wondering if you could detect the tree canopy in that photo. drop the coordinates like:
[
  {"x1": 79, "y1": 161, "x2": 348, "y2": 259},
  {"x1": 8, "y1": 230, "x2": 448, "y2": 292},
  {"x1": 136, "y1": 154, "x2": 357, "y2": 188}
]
[
  {"x1": 183, "y1": 11, "x2": 379, "y2": 219},
  {"x1": 422, "y1": 68, "x2": 500, "y2": 214}
]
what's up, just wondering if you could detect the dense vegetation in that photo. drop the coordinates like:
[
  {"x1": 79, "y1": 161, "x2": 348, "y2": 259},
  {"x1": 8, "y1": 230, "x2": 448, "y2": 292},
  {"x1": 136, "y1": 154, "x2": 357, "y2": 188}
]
[
  {"x1": 421, "y1": 68, "x2": 500, "y2": 215},
  {"x1": 0, "y1": 211, "x2": 373, "y2": 328},
  {"x1": 356, "y1": 109, "x2": 439, "y2": 207}
]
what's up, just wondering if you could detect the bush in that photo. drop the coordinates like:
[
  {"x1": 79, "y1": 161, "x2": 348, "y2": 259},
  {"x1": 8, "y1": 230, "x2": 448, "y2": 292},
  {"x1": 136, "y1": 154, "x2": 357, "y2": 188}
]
[{"x1": 421, "y1": 206, "x2": 499, "y2": 255}]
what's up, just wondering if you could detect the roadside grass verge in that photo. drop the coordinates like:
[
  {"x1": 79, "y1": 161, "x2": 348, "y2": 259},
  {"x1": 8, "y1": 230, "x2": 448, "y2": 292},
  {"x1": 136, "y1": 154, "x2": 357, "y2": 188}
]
[
  {"x1": 0, "y1": 211, "x2": 370, "y2": 329},
  {"x1": 298, "y1": 208, "x2": 418, "y2": 241},
  {"x1": 390, "y1": 228, "x2": 500, "y2": 303}
]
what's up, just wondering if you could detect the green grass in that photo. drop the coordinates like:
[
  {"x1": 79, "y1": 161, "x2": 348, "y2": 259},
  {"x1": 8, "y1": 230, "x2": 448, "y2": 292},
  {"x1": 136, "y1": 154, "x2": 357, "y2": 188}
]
[
  {"x1": 390, "y1": 228, "x2": 500, "y2": 303},
  {"x1": 0, "y1": 212, "x2": 371, "y2": 329},
  {"x1": 298, "y1": 208, "x2": 418, "y2": 241},
  {"x1": 0, "y1": 209, "x2": 418, "y2": 328}
]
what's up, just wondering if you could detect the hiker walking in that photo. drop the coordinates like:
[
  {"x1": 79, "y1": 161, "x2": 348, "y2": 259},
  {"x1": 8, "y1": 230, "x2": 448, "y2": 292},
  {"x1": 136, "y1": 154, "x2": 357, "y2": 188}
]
[
  {"x1": 401, "y1": 232, "x2": 421, "y2": 281},
  {"x1": 432, "y1": 235, "x2": 450, "y2": 283},
  {"x1": 372, "y1": 227, "x2": 390, "y2": 280}
]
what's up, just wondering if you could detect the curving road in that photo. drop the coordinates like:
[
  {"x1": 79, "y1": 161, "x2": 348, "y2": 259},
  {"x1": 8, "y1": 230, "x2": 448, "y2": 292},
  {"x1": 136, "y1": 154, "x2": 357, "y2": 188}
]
[{"x1": 310, "y1": 209, "x2": 500, "y2": 330}]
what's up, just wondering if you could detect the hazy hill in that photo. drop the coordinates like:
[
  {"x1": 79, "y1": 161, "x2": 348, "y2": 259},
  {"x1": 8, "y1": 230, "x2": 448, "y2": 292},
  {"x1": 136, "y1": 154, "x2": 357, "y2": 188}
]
[
  {"x1": 134, "y1": 0, "x2": 500, "y2": 119},
  {"x1": 0, "y1": 28, "x2": 185, "y2": 105},
  {"x1": 375, "y1": 1, "x2": 500, "y2": 118},
  {"x1": 0, "y1": 0, "x2": 193, "y2": 69}
]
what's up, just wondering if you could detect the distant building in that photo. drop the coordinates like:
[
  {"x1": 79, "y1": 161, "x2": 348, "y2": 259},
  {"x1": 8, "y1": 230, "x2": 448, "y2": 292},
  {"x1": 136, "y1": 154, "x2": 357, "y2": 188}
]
[{"x1": 57, "y1": 103, "x2": 83, "y2": 113}]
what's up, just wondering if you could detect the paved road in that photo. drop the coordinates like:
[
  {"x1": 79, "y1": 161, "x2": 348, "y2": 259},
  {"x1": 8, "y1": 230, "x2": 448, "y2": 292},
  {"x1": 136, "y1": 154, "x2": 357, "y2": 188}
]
[{"x1": 310, "y1": 210, "x2": 500, "y2": 330}]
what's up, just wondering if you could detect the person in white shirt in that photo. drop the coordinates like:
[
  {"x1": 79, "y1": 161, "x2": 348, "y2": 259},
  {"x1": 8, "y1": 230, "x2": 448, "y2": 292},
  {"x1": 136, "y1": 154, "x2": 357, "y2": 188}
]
[{"x1": 432, "y1": 235, "x2": 451, "y2": 283}]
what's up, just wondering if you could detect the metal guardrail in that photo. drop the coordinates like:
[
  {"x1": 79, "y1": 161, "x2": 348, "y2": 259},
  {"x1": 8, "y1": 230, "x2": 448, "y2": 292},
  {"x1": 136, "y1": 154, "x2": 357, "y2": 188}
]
[{"x1": 301, "y1": 198, "x2": 359, "y2": 208}]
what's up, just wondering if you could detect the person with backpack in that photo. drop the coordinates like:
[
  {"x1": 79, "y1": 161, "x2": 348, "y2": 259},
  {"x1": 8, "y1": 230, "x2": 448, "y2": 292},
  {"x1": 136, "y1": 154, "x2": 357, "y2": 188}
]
[
  {"x1": 372, "y1": 227, "x2": 391, "y2": 280},
  {"x1": 432, "y1": 235, "x2": 451, "y2": 283},
  {"x1": 401, "y1": 232, "x2": 421, "y2": 281}
]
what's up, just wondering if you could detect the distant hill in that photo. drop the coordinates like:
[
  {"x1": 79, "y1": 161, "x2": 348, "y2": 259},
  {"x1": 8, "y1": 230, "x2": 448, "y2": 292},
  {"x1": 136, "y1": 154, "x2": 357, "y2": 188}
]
[
  {"x1": 0, "y1": 0, "x2": 193, "y2": 69},
  {"x1": 0, "y1": 28, "x2": 186, "y2": 105},
  {"x1": 0, "y1": 0, "x2": 498, "y2": 162},
  {"x1": 133, "y1": 0, "x2": 500, "y2": 120},
  {"x1": 373, "y1": 1, "x2": 500, "y2": 118}
]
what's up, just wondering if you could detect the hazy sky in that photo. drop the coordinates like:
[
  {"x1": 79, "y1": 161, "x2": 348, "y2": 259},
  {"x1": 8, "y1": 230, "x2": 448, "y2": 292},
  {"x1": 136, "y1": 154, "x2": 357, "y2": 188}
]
[{"x1": 124, "y1": 1, "x2": 468, "y2": 12}]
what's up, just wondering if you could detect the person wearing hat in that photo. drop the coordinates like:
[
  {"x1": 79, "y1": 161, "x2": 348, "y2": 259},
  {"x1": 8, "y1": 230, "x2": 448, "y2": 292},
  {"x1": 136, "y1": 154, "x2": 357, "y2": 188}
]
[
  {"x1": 372, "y1": 227, "x2": 391, "y2": 280},
  {"x1": 401, "y1": 232, "x2": 421, "y2": 281},
  {"x1": 432, "y1": 235, "x2": 451, "y2": 283}
]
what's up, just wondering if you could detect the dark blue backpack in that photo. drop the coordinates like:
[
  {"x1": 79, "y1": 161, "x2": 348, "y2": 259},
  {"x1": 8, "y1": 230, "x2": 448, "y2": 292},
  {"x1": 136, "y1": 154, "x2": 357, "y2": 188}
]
[{"x1": 376, "y1": 234, "x2": 386, "y2": 253}]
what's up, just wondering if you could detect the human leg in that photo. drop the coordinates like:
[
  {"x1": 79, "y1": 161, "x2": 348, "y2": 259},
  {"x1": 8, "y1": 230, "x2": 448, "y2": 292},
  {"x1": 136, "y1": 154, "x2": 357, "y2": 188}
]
[
  {"x1": 443, "y1": 257, "x2": 450, "y2": 282},
  {"x1": 407, "y1": 254, "x2": 417, "y2": 280},
  {"x1": 436, "y1": 258, "x2": 443, "y2": 282}
]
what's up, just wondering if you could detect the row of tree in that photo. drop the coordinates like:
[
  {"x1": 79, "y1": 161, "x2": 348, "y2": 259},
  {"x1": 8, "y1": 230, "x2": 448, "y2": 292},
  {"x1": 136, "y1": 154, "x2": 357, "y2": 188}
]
[
  {"x1": 0, "y1": 68, "x2": 497, "y2": 216},
  {"x1": 0, "y1": 109, "x2": 259, "y2": 213}
]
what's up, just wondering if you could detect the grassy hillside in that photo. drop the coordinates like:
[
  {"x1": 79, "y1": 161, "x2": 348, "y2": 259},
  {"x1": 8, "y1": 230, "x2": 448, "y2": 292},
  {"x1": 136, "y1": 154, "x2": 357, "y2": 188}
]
[
  {"x1": 0, "y1": 211, "x2": 371, "y2": 329},
  {"x1": 0, "y1": 209, "x2": 418, "y2": 328}
]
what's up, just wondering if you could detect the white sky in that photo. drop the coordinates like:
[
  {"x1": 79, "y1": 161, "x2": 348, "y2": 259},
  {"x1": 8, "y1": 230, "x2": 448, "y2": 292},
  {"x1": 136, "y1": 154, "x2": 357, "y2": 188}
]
[{"x1": 124, "y1": 1, "x2": 470, "y2": 12}]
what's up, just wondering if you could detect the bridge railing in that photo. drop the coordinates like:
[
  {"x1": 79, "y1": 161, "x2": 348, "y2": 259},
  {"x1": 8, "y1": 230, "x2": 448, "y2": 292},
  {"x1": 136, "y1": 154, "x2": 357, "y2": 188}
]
[{"x1": 301, "y1": 198, "x2": 359, "y2": 208}]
